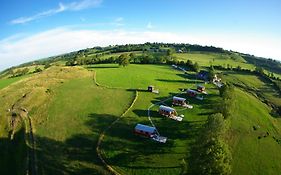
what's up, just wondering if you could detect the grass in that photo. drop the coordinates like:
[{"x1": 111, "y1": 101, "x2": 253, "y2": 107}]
[
  {"x1": 0, "y1": 66, "x2": 135, "y2": 174},
  {"x1": 228, "y1": 88, "x2": 281, "y2": 175},
  {"x1": 0, "y1": 75, "x2": 30, "y2": 90},
  {"x1": 175, "y1": 52, "x2": 255, "y2": 70},
  {"x1": 32, "y1": 76, "x2": 135, "y2": 174},
  {"x1": 89, "y1": 64, "x2": 220, "y2": 174},
  {"x1": 223, "y1": 71, "x2": 281, "y2": 107},
  {"x1": 0, "y1": 59, "x2": 281, "y2": 175}
]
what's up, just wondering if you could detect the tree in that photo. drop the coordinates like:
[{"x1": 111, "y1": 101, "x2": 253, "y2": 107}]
[
  {"x1": 255, "y1": 66, "x2": 264, "y2": 75},
  {"x1": 44, "y1": 62, "x2": 51, "y2": 69},
  {"x1": 34, "y1": 66, "x2": 42, "y2": 73},
  {"x1": 191, "y1": 113, "x2": 232, "y2": 175},
  {"x1": 166, "y1": 48, "x2": 175, "y2": 57},
  {"x1": 129, "y1": 52, "x2": 136, "y2": 60},
  {"x1": 208, "y1": 66, "x2": 216, "y2": 80},
  {"x1": 193, "y1": 62, "x2": 200, "y2": 72},
  {"x1": 218, "y1": 84, "x2": 235, "y2": 119},
  {"x1": 186, "y1": 60, "x2": 193, "y2": 67},
  {"x1": 118, "y1": 54, "x2": 130, "y2": 67},
  {"x1": 22, "y1": 68, "x2": 29, "y2": 75}
]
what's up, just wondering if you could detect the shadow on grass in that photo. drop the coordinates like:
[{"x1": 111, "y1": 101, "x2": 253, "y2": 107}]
[
  {"x1": 86, "y1": 65, "x2": 119, "y2": 69},
  {"x1": 156, "y1": 79, "x2": 188, "y2": 84},
  {"x1": 35, "y1": 113, "x2": 120, "y2": 175},
  {"x1": 0, "y1": 127, "x2": 27, "y2": 175}
]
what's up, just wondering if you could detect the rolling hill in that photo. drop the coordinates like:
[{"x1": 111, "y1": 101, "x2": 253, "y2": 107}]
[{"x1": 0, "y1": 43, "x2": 280, "y2": 175}]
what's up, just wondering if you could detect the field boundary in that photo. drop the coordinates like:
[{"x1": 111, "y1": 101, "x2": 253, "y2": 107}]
[{"x1": 96, "y1": 90, "x2": 138, "y2": 175}]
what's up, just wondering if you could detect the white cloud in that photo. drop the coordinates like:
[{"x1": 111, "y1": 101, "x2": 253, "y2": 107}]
[
  {"x1": 0, "y1": 27, "x2": 280, "y2": 71},
  {"x1": 146, "y1": 22, "x2": 154, "y2": 29},
  {"x1": 10, "y1": 0, "x2": 103, "y2": 24},
  {"x1": 111, "y1": 17, "x2": 124, "y2": 26}
]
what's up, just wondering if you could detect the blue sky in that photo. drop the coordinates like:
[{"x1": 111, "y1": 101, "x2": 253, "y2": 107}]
[{"x1": 0, "y1": 0, "x2": 281, "y2": 70}]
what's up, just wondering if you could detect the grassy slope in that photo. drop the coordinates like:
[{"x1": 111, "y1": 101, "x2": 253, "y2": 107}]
[
  {"x1": 34, "y1": 77, "x2": 134, "y2": 174},
  {"x1": 0, "y1": 66, "x2": 134, "y2": 174},
  {"x1": 90, "y1": 64, "x2": 220, "y2": 174},
  {"x1": 223, "y1": 71, "x2": 281, "y2": 106},
  {"x1": 175, "y1": 52, "x2": 255, "y2": 70},
  {"x1": 0, "y1": 75, "x2": 30, "y2": 90},
  {"x1": 229, "y1": 88, "x2": 281, "y2": 175}
]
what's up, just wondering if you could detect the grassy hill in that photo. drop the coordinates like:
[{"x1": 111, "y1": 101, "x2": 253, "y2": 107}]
[{"x1": 0, "y1": 43, "x2": 281, "y2": 175}]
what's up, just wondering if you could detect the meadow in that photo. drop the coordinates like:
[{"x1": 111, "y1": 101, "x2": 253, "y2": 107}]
[
  {"x1": 0, "y1": 74, "x2": 30, "y2": 90},
  {"x1": 0, "y1": 50, "x2": 281, "y2": 175},
  {"x1": 90, "y1": 64, "x2": 221, "y2": 174}
]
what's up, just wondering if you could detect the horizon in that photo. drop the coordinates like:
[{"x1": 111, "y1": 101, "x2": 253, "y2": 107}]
[{"x1": 1, "y1": 0, "x2": 281, "y2": 71}]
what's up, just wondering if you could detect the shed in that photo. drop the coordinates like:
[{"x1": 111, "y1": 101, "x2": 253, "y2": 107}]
[
  {"x1": 173, "y1": 96, "x2": 187, "y2": 106},
  {"x1": 159, "y1": 105, "x2": 177, "y2": 117},
  {"x1": 148, "y1": 85, "x2": 154, "y2": 92},
  {"x1": 134, "y1": 124, "x2": 157, "y2": 138}
]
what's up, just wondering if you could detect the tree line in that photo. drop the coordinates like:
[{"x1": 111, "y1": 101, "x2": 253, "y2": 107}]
[{"x1": 189, "y1": 84, "x2": 235, "y2": 175}]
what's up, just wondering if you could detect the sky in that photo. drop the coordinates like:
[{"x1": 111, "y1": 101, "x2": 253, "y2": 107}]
[{"x1": 0, "y1": 0, "x2": 281, "y2": 71}]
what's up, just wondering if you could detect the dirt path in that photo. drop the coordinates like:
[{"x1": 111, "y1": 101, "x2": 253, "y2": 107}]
[
  {"x1": 9, "y1": 92, "x2": 37, "y2": 175},
  {"x1": 96, "y1": 90, "x2": 138, "y2": 175}
]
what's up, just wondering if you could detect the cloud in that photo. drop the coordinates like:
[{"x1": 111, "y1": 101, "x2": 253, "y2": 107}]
[
  {"x1": 0, "y1": 27, "x2": 280, "y2": 71},
  {"x1": 111, "y1": 17, "x2": 124, "y2": 26},
  {"x1": 146, "y1": 22, "x2": 154, "y2": 29},
  {"x1": 10, "y1": 0, "x2": 103, "y2": 24}
]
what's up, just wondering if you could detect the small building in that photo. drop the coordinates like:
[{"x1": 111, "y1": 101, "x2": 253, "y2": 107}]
[
  {"x1": 134, "y1": 124, "x2": 157, "y2": 138},
  {"x1": 148, "y1": 85, "x2": 154, "y2": 92},
  {"x1": 159, "y1": 105, "x2": 177, "y2": 117},
  {"x1": 172, "y1": 96, "x2": 187, "y2": 106},
  {"x1": 148, "y1": 85, "x2": 159, "y2": 94},
  {"x1": 197, "y1": 85, "x2": 206, "y2": 92},
  {"x1": 186, "y1": 89, "x2": 198, "y2": 97}
]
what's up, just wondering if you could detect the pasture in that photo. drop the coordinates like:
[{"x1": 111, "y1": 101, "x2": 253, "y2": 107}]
[
  {"x1": 0, "y1": 60, "x2": 280, "y2": 175},
  {"x1": 90, "y1": 64, "x2": 221, "y2": 174},
  {"x1": 175, "y1": 52, "x2": 255, "y2": 70},
  {"x1": 228, "y1": 88, "x2": 281, "y2": 175}
]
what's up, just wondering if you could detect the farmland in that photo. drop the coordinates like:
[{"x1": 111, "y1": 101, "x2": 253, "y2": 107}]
[{"x1": 0, "y1": 44, "x2": 281, "y2": 175}]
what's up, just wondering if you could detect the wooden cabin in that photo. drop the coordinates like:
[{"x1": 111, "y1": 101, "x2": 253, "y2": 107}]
[
  {"x1": 134, "y1": 124, "x2": 157, "y2": 138},
  {"x1": 159, "y1": 105, "x2": 177, "y2": 117},
  {"x1": 186, "y1": 89, "x2": 198, "y2": 97},
  {"x1": 172, "y1": 96, "x2": 187, "y2": 106}
]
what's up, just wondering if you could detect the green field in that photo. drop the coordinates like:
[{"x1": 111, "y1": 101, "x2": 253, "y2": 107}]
[
  {"x1": 35, "y1": 77, "x2": 134, "y2": 174},
  {"x1": 0, "y1": 75, "x2": 30, "y2": 90},
  {"x1": 0, "y1": 51, "x2": 281, "y2": 175},
  {"x1": 223, "y1": 71, "x2": 281, "y2": 106},
  {"x1": 175, "y1": 52, "x2": 255, "y2": 70},
  {"x1": 229, "y1": 88, "x2": 281, "y2": 175},
  {"x1": 90, "y1": 64, "x2": 220, "y2": 174}
]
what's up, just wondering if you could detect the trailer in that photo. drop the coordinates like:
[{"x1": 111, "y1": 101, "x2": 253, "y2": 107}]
[
  {"x1": 134, "y1": 124, "x2": 167, "y2": 143},
  {"x1": 172, "y1": 96, "x2": 193, "y2": 108},
  {"x1": 187, "y1": 89, "x2": 204, "y2": 100},
  {"x1": 186, "y1": 89, "x2": 198, "y2": 97},
  {"x1": 159, "y1": 105, "x2": 183, "y2": 121}
]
